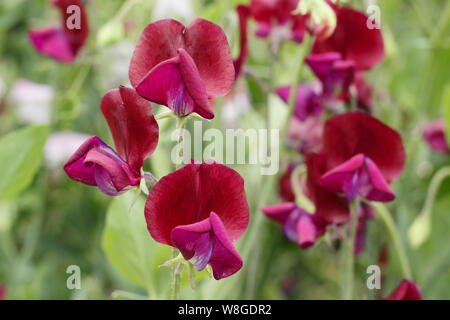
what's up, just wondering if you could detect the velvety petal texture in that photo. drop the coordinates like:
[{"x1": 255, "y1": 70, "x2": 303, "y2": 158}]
[
  {"x1": 276, "y1": 85, "x2": 322, "y2": 121},
  {"x1": 29, "y1": 0, "x2": 89, "y2": 63},
  {"x1": 262, "y1": 202, "x2": 325, "y2": 248},
  {"x1": 422, "y1": 119, "x2": 450, "y2": 154},
  {"x1": 129, "y1": 19, "x2": 235, "y2": 118},
  {"x1": 323, "y1": 112, "x2": 405, "y2": 183},
  {"x1": 312, "y1": 6, "x2": 384, "y2": 70},
  {"x1": 385, "y1": 280, "x2": 423, "y2": 300},
  {"x1": 320, "y1": 154, "x2": 395, "y2": 202},
  {"x1": 172, "y1": 212, "x2": 243, "y2": 280},
  {"x1": 101, "y1": 86, "x2": 159, "y2": 172},
  {"x1": 64, "y1": 136, "x2": 141, "y2": 196},
  {"x1": 145, "y1": 162, "x2": 249, "y2": 246}
]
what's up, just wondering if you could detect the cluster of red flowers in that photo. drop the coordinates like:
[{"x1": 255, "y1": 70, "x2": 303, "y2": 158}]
[{"x1": 28, "y1": 0, "x2": 424, "y2": 297}]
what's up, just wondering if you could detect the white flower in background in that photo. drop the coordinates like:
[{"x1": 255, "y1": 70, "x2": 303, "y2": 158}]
[
  {"x1": 9, "y1": 79, "x2": 54, "y2": 125},
  {"x1": 152, "y1": 0, "x2": 195, "y2": 21},
  {"x1": 222, "y1": 83, "x2": 251, "y2": 128},
  {"x1": 98, "y1": 40, "x2": 134, "y2": 90},
  {"x1": 45, "y1": 131, "x2": 90, "y2": 170}
]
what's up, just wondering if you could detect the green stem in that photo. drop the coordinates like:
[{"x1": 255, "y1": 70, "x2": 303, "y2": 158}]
[
  {"x1": 374, "y1": 203, "x2": 412, "y2": 279},
  {"x1": 420, "y1": 166, "x2": 450, "y2": 218},
  {"x1": 342, "y1": 199, "x2": 359, "y2": 300},
  {"x1": 170, "y1": 117, "x2": 187, "y2": 300}
]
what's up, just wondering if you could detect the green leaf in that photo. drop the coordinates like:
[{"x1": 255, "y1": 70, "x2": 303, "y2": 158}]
[
  {"x1": 442, "y1": 84, "x2": 450, "y2": 143},
  {"x1": 0, "y1": 125, "x2": 49, "y2": 202},
  {"x1": 102, "y1": 192, "x2": 171, "y2": 298}
]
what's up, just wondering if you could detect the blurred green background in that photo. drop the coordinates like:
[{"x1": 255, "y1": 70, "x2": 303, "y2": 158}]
[{"x1": 0, "y1": 0, "x2": 450, "y2": 299}]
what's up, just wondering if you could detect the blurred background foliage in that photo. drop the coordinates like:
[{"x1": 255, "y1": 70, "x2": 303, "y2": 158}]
[{"x1": 0, "y1": 0, "x2": 450, "y2": 299}]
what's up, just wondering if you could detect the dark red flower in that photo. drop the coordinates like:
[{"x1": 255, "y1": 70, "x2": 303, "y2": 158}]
[
  {"x1": 312, "y1": 6, "x2": 384, "y2": 70},
  {"x1": 29, "y1": 0, "x2": 89, "y2": 63},
  {"x1": 262, "y1": 202, "x2": 326, "y2": 248},
  {"x1": 354, "y1": 72, "x2": 373, "y2": 111},
  {"x1": 249, "y1": 0, "x2": 308, "y2": 43},
  {"x1": 64, "y1": 86, "x2": 159, "y2": 196},
  {"x1": 422, "y1": 119, "x2": 450, "y2": 154},
  {"x1": 129, "y1": 19, "x2": 235, "y2": 119},
  {"x1": 234, "y1": 5, "x2": 251, "y2": 78},
  {"x1": 278, "y1": 164, "x2": 296, "y2": 202},
  {"x1": 145, "y1": 162, "x2": 249, "y2": 280},
  {"x1": 323, "y1": 112, "x2": 405, "y2": 182},
  {"x1": 385, "y1": 280, "x2": 423, "y2": 300}
]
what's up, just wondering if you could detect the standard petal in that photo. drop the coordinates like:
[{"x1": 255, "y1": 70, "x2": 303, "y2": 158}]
[
  {"x1": 312, "y1": 6, "x2": 384, "y2": 70},
  {"x1": 323, "y1": 112, "x2": 405, "y2": 182},
  {"x1": 100, "y1": 86, "x2": 159, "y2": 172},
  {"x1": 145, "y1": 162, "x2": 250, "y2": 246}
]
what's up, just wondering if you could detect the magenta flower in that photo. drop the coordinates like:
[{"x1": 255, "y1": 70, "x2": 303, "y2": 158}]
[
  {"x1": 0, "y1": 285, "x2": 4, "y2": 300},
  {"x1": 319, "y1": 112, "x2": 405, "y2": 203},
  {"x1": 262, "y1": 202, "x2": 325, "y2": 248},
  {"x1": 249, "y1": 0, "x2": 307, "y2": 43},
  {"x1": 422, "y1": 119, "x2": 450, "y2": 154},
  {"x1": 29, "y1": 0, "x2": 89, "y2": 63},
  {"x1": 129, "y1": 19, "x2": 235, "y2": 119},
  {"x1": 64, "y1": 86, "x2": 159, "y2": 196},
  {"x1": 145, "y1": 162, "x2": 249, "y2": 280},
  {"x1": 276, "y1": 84, "x2": 322, "y2": 121},
  {"x1": 305, "y1": 52, "x2": 355, "y2": 101},
  {"x1": 312, "y1": 5, "x2": 384, "y2": 71},
  {"x1": 385, "y1": 280, "x2": 423, "y2": 300}
]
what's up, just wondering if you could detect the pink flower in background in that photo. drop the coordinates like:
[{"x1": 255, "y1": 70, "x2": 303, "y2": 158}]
[
  {"x1": 64, "y1": 86, "x2": 159, "y2": 196},
  {"x1": 287, "y1": 116, "x2": 324, "y2": 154},
  {"x1": 29, "y1": 0, "x2": 89, "y2": 63},
  {"x1": 385, "y1": 280, "x2": 423, "y2": 300},
  {"x1": 145, "y1": 162, "x2": 249, "y2": 280},
  {"x1": 0, "y1": 285, "x2": 4, "y2": 300},
  {"x1": 45, "y1": 131, "x2": 90, "y2": 169},
  {"x1": 262, "y1": 202, "x2": 326, "y2": 248},
  {"x1": 129, "y1": 19, "x2": 235, "y2": 119},
  {"x1": 312, "y1": 5, "x2": 385, "y2": 71},
  {"x1": 248, "y1": 0, "x2": 308, "y2": 43},
  {"x1": 422, "y1": 119, "x2": 450, "y2": 154}
]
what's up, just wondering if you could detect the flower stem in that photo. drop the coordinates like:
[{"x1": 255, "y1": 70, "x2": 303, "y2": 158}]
[
  {"x1": 342, "y1": 199, "x2": 359, "y2": 300},
  {"x1": 170, "y1": 117, "x2": 187, "y2": 300},
  {"x1": 373, "y1": 202, "x2": 412, "y2": 279}
]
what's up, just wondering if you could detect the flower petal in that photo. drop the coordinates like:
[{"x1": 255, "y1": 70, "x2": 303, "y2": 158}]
[
  {"x1": 146, "y1": 162, "x2": 249, "y2": 246},
  {"x1": 312, "y1": 6, "x2": 384, "y2": 70},
  {"x1": 422, "y1": 119, "x2": 450, "y2": 154},
  {"x1": 101, "y1": 86, "x2": 159, "y2": 172},
  {"x1": 234, "y1": 5, "x2": 251, "y2": 78},
  {"x1": 28, "y1": 28, "x2": 75, "y2": 63},
  {"x1": 261, "y1": 202, "x2": 297, "y2": 224},
  {"x1": 276, "y1": 84, "x2": 322, "y2": 121}
]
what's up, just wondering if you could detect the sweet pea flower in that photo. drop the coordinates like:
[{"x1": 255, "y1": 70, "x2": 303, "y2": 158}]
[
  {"x1": 145, "y1": 162, "x2": 249, "y2": 280},
  {"x1": 64, "y1": 86, "x2": 159, "y2": 196},
  {"x1": 248, "y1": 0, "x2": 308, "y2": 43},
  {"x1": 278, "y1": 163, "x2": 296, "y2": 202},
  {"x1": 262, "y1": 202, "x2": 326, "y2": 248},
  {"x1": 312, "y1": 5, "x2": 384, "y2": 71},
  {"x1": 305, "y1": 52, "x2": 355, "y2": 101},
  {"x1": 29, "y1": 0, "x2": 89, "y2": 63},
  {"x1": 319, "y1": 112, "x2": 405, "y2": 203},
  {"x1": 276, "y1": 84, "x2": 322, "y2": 121},
  {"x1": 385, "y1": 280, "x2": 423, "y2": 300},
  {"x1": 129, "y1": 19, "x2": 235, "y2": 119},
  {"x1": 422, "y1": 119, "x2": 450, "y2": 154},
  {"x1": 0, "y1": 285, "x2": 4, "y2": 300}
]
